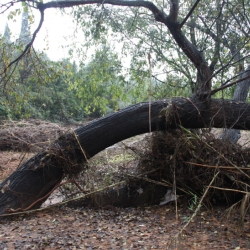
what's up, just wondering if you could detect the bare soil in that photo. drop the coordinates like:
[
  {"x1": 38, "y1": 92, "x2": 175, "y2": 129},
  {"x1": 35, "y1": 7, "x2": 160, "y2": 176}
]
[{"x1": 0, "y1": 121, "x2": 250, "y2": 249}]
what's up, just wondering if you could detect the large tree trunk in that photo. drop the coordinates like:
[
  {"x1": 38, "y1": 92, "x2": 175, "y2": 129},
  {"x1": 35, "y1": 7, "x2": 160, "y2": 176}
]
[
  {"x1": 220, "y1": 65, "x2": 250, "y2": 143},
  {"x1": 1, "y1": 98, "x2": 250, "y2": 215}
]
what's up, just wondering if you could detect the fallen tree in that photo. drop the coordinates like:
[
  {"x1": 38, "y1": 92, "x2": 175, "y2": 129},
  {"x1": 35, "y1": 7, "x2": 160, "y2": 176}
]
[
  {"x1": 1, "y1": 98, "x2": 250, "y2": 215},
  {"x1": 1, "y1": 0, "x2": 250, "y2": 216}
]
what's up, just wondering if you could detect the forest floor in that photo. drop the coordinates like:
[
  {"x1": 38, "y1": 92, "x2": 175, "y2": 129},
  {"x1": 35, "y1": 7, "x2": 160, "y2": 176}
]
[{"x1": 0, "y1": 120, "x2": 250, "y2": 249}]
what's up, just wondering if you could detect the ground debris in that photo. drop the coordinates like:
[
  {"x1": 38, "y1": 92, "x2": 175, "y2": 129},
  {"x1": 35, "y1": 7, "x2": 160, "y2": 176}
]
[
  {"x1": 0, "y1": 119, "x2": 80, "y2": 152},
  {"x1": 140, "y1": 130, "x2": 250, "y2": 205},
  {"x1": 0, "y1": 205, "x2": 249, "y2": 249},
  {"x1": 1, "y1": 121, "x2": 250, "y2": 248}
]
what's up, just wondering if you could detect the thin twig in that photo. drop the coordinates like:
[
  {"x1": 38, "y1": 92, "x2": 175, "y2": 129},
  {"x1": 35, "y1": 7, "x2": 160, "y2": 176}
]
[
  {"x1": 73, "y1": 131, "x2": 89, "y2": 162},
  {"x1": 210, "y1": 186, "x2": 250, "y2": 194},
  {"x1": 205, "y1": 53, "x2": 250, "y2": 90},
  {"x1": 0, "y1": 169, "x2": 158, "y2": 217},
  {"x1": 181, "y1": 127, "x2": 250, "y2": 180},
  {"x1": 170, "y1": 171, "x2": 219, "y2": 243},
  {"x1": 6, "y1": 179, "x2": 73, "y2": 213},
  {"x1": 2, "y1": 180, "x2": 127, "y2": 217},
  {"x1": 185, "y1": 161, "x2": 250, "y2": 170},
  {"x1": 2, "y1": 8, "x2": 45, "y2": 88},
  {"x1": 147, "y1": 53, "x2": 153, "y2": 151},
  {"x1": 125, "y1": 173, "x2": 171, "y2": 188},
  {"x1": 173, "y1": 139, "x2": 183, "y2": 220},
  {"x1": 211, "y1": 74, "x2": 250, "y2": 95}
]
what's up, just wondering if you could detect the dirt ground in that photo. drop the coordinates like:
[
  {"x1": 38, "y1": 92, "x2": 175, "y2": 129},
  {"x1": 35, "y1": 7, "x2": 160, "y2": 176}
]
[
  {"x1": 0, "y1": 170, "x2": 249, "y2": 250},
  {"x1": 1, "y1": 122, "x2": 250, "y2": 249}
]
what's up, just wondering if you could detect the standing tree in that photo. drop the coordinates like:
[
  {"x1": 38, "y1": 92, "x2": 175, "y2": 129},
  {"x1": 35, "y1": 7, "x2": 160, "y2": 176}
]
[
  {"x1": 70, "y1": 44, "x2": 128, "y2": 116},
  {"x1": 0, "y1": 0, "x2": 250, "y2": 215},
  {"x1": 18, "y1": 8, "x2": 32, "y2": 84}
]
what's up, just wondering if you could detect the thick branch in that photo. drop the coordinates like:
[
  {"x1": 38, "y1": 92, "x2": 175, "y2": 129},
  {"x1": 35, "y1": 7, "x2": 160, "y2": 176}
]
[
  {"x1": 0, "y1": 0, "x2": 212, "y2": 94},
  {"x1": 169, "y1": 0, "x2": 179, "y2": 22},
  {"x1": 39, "y1": 0, "x2": 168, "y2": 22},
  {"x1": 185, "y1": 21, "x2": 230, "y2": 52},
  {"x1": 209, "y1": 2, "x2": 224, "y2": 73},
  {"x1": 232, "y1": 66, "x2": 250, "y2": 101},
  {"x1": 38, "y1": 0, "x2": 211, "y2": 92},
  {"x1": 180, "y1": 0, "x2": 201, "y2": 28}
]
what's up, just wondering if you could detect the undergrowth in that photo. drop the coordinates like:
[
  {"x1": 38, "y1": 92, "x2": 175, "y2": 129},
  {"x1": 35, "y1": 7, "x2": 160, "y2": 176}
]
[{"x1": 60, "y1": 128, "x2": 250, "y2": 225}]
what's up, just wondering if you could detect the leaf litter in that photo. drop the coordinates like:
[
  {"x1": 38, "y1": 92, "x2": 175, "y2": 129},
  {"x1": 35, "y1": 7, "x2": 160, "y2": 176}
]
[{"x1": 1, "y1": 120, "x2": 250, "y2": 249}]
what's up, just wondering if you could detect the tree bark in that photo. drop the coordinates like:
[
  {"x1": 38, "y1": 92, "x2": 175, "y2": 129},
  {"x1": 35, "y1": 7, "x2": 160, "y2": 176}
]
[
  {"x1": 220, "y1": 65, "x2": 250, "y2": 143},
  {"x1": 1, "y1": 98, "x2": 250, "y2": 215}
]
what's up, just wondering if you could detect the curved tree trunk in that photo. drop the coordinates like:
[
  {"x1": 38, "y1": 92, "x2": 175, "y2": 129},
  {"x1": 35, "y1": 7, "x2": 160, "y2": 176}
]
[
  {"x1": 0, "y1": 100, "x2": 168, "y2": 216},
  {"x1": 1, "y1": 98, "x2": 250, "y2": 215}
]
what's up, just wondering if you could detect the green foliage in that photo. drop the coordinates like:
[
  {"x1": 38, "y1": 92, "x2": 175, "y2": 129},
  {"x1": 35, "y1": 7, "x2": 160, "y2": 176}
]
[
  {"x1": 70, "y1": 0, "x2": 250, "y2": 98},
  {"x1": 71, "y1": 4, "x2": 197, "y2": 96},
  {"x1": 1, "y1": 5, "x2": 157, "y2": 121},
  {"x1": 1, "y1": 0, "x2": 250, "y2": 123},
  {"x1": 68, "y1": 44, "x2": 129, "y2": 116},
  {"x1": 0, "y1": 41, "x2": 84, "y2": 121}
]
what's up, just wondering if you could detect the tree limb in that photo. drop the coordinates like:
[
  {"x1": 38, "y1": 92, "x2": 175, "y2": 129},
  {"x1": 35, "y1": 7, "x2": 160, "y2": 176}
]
[
  {"x1": 204, "y1": 54, "x2": 250, "y2": 89},
  {"x1": 169, "y1": 0, "x2": 179, "y2": 23},
  {"x1": 179, "y1": 0, "x2": 201, "y2": 28},
  {"x1": 4, "y1": 0, "x2": 212, "y2": 94},
  {"x1": 1, "y1": 7, "x2": 45, "y2": 87},
  {"x1": 38, "y1": 0, "x2": 168, "y2": 23},
  {"x1": 211, "y1": 74, "x2": 250, "y2": 96}
]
